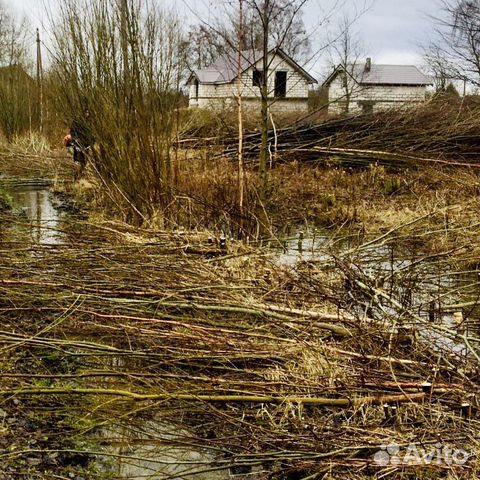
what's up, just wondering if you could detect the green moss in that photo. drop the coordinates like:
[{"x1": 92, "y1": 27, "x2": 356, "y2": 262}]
[{"x1": 0, "y1": 187, "x2": 14, "y2": 210}]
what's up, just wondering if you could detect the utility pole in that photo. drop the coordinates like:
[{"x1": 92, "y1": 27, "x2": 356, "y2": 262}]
[
  {"x1": 36, "y1": 28, "x2": 44, "y2": 132},
  {"x1": 237, "y1": 0, "x2": 245, "y2": 215}
]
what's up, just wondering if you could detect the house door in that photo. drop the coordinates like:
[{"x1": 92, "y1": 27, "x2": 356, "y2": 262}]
[
  {"x1": 194, "y1": 79, "x2": 199, "y2": 100},
  {"x1": 274, "y1": 71, "x2": 287, "y2": 97}
]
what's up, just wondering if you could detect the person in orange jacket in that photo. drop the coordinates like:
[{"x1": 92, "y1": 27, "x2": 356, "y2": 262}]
[{"x1": 64, "y1": 113, "x2": 94, "y2": 176}]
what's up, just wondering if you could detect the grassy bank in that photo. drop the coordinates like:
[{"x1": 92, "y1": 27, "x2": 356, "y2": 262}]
[
  {"x1": 70, "y1": 156, "x2": 480, "y2": 254},
  {"x1": 3, "y1": 136, "x2": 480, "y2": 248}
]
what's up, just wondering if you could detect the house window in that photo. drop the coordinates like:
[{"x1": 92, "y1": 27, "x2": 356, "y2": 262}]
[
  {"x1": 274, "y1": 71, "x2": 287, "y2": 97},
  {"x1": 194, "y1": 79, "x2": 199, "y2": 100},
  {"x1": 252, "y1": 69, "x2": 263, "y2": 87}
]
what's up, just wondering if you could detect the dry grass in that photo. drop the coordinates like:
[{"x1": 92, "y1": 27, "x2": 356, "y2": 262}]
[
  {"x1": 0, "y1": 134, "x2": 74, "y2": 180},
  {"x1": 1, "y1": 152, "x2": 480, "y2": 479},
  {"x1": 60, "y1": 150, "x2": 480, "y2": 253}
]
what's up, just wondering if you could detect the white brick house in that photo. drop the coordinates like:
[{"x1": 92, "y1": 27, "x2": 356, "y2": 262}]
[
  {"x1": 323, "y1": 59, "x2": 433, "y2": 114},
  {"x1": 187, "y1": 48, "x2": 317, "y2": 113}
]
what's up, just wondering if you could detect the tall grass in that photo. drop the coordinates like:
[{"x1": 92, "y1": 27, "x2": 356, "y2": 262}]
[{"x1": 49, "y1": 0, "x2": 186, "y2": 224}]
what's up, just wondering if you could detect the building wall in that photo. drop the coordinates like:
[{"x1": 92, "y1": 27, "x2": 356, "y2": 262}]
[
  {"x1": 245, "y1": 98, "x2": 309, "y2": 113},
  {"x1": 188, "y1": 52, "x2": 311, "y2": 112},
  {"x1": 327, "y1": 73, "x2": 428, "y2": 114}
]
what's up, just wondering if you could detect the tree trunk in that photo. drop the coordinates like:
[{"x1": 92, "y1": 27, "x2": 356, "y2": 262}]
[
  {"x1": 259, "y1": 0, "x2": 270, "y2": 198},
  {"x1": 260, "y1": 85, "x2": 269, "y2": 189},
  {"x1": 238, "y1": 0, "x2": 245, "y2": 216}
]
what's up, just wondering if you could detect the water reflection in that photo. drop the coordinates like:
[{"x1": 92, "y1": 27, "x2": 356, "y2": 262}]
[
  {"x1": 102, "y1": 422, "x2": 229, "y2": 480},
  {"x1": 7, "y1": 185, "x2": 63, "y2": 245},
  {"x1": 274, "y1": 231, "x2": 480, "y2": 343}
]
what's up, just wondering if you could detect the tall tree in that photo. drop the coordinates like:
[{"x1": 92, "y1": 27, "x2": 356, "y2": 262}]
[
  {"x1": 434, "y1": 0, "x2": 480, "y2": 86},
  {"x1": 0, "y1": 1, "x2": 28, "y2": 66},
  {"x1": 185, "y1": 25, "x2": 226, "y2": 70},
  {"x1": 422, "y1": 44, "x2": 459, "y2": 92},
  {"x1": 242, "y1": 0, "x2": 311, "y2": 61},
  {"x1": 186, "y1": 0, "x2": 311, "y2": 69},
  {"x1": 0, "y1": 2, "x2": 32, "y2": 140},
  {"x1": 328, "y1": 14, "x2": 366, "y2": 113},
  {"x1": 188, "y1": 0, "x2": 312, "y2": 199},
  {"x1": 245, "y1": 0, "x2": 311, "y2": 193}
]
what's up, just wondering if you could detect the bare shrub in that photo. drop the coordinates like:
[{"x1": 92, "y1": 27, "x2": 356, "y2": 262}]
[{"x1": 49, "y1": 0, "x2": 185, "y2": 223}]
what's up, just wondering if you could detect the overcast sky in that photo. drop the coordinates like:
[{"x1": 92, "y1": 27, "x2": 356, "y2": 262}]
[{"x1": 9, "y1": 0, "x2": 441, "y2": 78}]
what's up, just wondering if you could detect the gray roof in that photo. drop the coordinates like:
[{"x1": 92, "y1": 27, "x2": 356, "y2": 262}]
[
  {"x1": 325, "y1": 63, "x2": 432, "y2": 86},
  {"x1": 194, "y1": 50, "x2": 262, "y2": 84},
  {"x1": 189, "y1": 48, "x2": 317, "y2": 85}
]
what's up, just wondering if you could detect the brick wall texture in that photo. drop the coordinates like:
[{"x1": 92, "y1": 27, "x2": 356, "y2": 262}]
[
  {"x1": 327, "y1": 74, "x2": 428, "y2": 114},
  {"x1": 189, "y1": 53, "x2": 310, "y2": 113}
]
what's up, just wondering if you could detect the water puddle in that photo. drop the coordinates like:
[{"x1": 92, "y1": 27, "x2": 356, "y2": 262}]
[
  {"x1": 275, "y1": 233, "x2": 331, "y2": 266},
  {"x1": 0, "y1": 179, "x2": 65, "y2": 245},
  {"x1": 94, "y1": 360, "x2": 239, "y2": 480},
  {"x1": 101, "y1": 422, "x2": 231, "y2": 480},
  {"x1": 274, "y1": 230, "x2": 479, "y2": 357}
]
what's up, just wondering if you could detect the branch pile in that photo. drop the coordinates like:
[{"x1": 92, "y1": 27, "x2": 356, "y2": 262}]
[
  {"x1": 221, "y1": 95, "x2": 480, "y2": 167},
  {"x1": 0, "y1": 211, "x2": 479, "y2": 479}
]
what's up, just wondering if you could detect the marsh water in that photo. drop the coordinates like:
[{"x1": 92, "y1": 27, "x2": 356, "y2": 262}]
[
  {"x1": 0, "y1": 179, "x2": 235, "y2": 480},
  {"x1": 2, "y1": 178, "x2": 479, "y2": 479},
  {"x1": 278, "y1": 231, "x2": 480, "y2": 358},
  {"x1": 101, "y1": 422, "x2": 229, "y2": 479},
  {"x1": 0, "y1": 179, "x2": 65, "y2": 245},
  {"x1": 5, "y1": 179, "x2": 476, "y2": 334}
]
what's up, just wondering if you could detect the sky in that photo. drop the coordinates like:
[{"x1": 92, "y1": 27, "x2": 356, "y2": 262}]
[
  {"x1": 345, "y1": 0, "x2": 438, "y2": 64},
  {"x1": 8, "y1": 0, "x2": 442, "y2": 78}
]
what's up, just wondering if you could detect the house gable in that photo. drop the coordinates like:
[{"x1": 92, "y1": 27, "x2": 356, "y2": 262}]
[
  {"x1": 323, "y1": 66, "x2": 360, "y2": 89},
  {"x1": 188, "y1": 48, "x2": 317, "y2": 112},
  {"x1": 189, "y1": 48, "x2": 317, "y2": 86}
]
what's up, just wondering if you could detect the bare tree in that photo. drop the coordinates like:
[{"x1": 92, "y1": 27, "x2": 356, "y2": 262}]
[
  {"x1": 184, "y1": 25, "x2": 227, "y2": 71},
  {"x1": 237, "y1": 0, "x2": 245, "y2": 213},
  {"x1": 49, "y1": 0, "x2": 186, "y2": 222},
  {"x1": 187, "y1": 0, "x2": 351, "y2": 211},
  {"x1": 0, "y1": 2, "x2": 33, "y2": 140},
  {"x1": 185, "y1": 0, "x2": 311, "y2": 70},
  {"x1": 242, "y1": 0, "x2": 311, "y2": 61},
  {"x1": 187, "y1": 0, "x2": 314, "y2": 198},
  {"x1": 0, "y1": 1, "x2": 28, "y2": 66},
  {"x1": 247, "y1": 0, "x2": 311, "y2": 190},
  {"x1": 422, "y1": 43, "x2": 459, "y2": 92},
  {"x1": 328, "y1": 14, "x2": 366, "y2": 113},
  {"x1": 434, "y1": 0, "x2": 480, "y2": 86}
]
